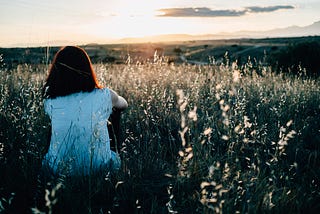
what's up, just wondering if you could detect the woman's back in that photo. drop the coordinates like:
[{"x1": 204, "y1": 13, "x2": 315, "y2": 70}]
[
  {"x1": 41, "y1": 46, "x2": 127, "y2": 177},
  {"x1": 43, "y1": 88, "x2": 117, "y2": 176}
]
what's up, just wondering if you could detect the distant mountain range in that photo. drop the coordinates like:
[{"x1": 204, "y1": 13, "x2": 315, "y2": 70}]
[
  {"x1": 228, "y1": 20, "x2": 320, "y2": 38},
  {"x1": 4, "y1": 20, "x2": 320, "y2": 47},
  {"x1": 114, "y1": 20, "x2": 320, "y2": 44}
]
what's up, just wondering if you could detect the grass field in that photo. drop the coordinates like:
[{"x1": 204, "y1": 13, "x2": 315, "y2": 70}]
[{"x1": 0, "y1": 56, "x2": 319, "y2": 213}]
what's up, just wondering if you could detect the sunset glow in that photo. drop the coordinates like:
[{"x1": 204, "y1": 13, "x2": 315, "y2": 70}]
[{"x1": 1, "y1": 0, "x2": 319, "y2": 47}]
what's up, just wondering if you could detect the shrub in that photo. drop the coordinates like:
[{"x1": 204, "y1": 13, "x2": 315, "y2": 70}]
[{"x1": 269, "y1": 41, "x2": 320, "y2": 77}]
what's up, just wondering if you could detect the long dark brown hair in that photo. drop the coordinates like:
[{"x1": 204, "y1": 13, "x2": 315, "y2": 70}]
[{"x1": 43, "y1": 46, "x2": 101, "y2": 98}]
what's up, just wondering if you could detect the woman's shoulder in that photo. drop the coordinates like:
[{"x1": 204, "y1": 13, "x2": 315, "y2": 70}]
[
  {"x1": 44, "y1": 88, "x2": 111, "y2": 104},
  {"x1": 93, "y1": 88, "x2": 110, "y2": 96},
  {"x1": 91, "y1": 88, "x2": 112, "y2": 103}
]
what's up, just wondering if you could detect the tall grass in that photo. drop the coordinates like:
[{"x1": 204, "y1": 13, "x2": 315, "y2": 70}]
[{"x1": 0, "y1": 59, "x2": 319, "y2": 213}]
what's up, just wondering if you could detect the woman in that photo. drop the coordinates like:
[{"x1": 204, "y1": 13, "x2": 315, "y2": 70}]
[{"x1": 42, "y1": 46, "x2": 128, "y2": 177}]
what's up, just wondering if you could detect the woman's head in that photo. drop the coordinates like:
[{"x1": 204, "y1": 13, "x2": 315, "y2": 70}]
[{"x1": 43, "y1": 46, "x2": 101, "y2": 98}]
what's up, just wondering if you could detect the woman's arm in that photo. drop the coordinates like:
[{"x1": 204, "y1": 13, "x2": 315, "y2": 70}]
[{"x1": 109, "y1": 89, "x2": 128, "y2": 110}]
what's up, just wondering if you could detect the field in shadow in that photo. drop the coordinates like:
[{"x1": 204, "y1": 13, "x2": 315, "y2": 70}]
[{"x1": 0, "y1": 38, "x2": 319, "y2": 213}]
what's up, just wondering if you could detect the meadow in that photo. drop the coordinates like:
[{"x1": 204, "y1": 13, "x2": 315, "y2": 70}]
[{"x1": 0, "y1": 53, "x2": 319, "y2": 213}]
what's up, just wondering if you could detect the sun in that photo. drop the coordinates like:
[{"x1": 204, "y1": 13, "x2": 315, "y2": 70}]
[
  {"x1": 88, "y1": 1, "x2": 183, "y2": 39},
  {"x1": 84, "y1": 0, "x2": 223, "y2": 42}
]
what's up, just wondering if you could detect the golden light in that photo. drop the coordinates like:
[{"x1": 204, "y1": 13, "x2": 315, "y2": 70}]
[{"x1": 90, "y1": 1, "x2": 184, "y2": 40}]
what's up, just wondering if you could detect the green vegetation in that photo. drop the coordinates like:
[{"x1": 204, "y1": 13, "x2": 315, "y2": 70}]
[
  {"x1": 269, "y1": 40, "x2": 320, "y2": 76},
  {"x1": 0, "y1": 48, "x2": 320, "y2": 213},
  {"x1": 1, "y1": 36, "x2": 320, "y2": 76}
]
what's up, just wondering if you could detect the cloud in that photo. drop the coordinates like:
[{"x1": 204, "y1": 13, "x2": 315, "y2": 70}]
[
  {"x1": 246, "y1": 5, "x2": 295, "y2": 13},
  {"x1": 157, "y1": 7, "x2": 246, "y2": 17},
  {"x1": 157, "y1": 5, "x2": 294, "y2": 18}
]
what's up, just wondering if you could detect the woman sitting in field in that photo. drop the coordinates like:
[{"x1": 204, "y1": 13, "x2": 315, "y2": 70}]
[{"x1": 42, "y1": 46, "x2": 128, "y2": 177}]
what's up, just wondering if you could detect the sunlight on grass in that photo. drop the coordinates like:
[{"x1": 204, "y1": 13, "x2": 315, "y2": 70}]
[{"x1": 0, "y1": 58, "x2": 319, "y2": 213}]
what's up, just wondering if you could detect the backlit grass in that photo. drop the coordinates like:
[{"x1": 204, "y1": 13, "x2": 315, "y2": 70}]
[{"x1": 0, "y1": 59, "x2": 319, "y2": 213}]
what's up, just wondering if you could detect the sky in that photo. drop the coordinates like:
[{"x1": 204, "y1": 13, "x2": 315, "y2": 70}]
[{"x1": 0, "y1": 0, "x2": 320, "y2": 47}]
